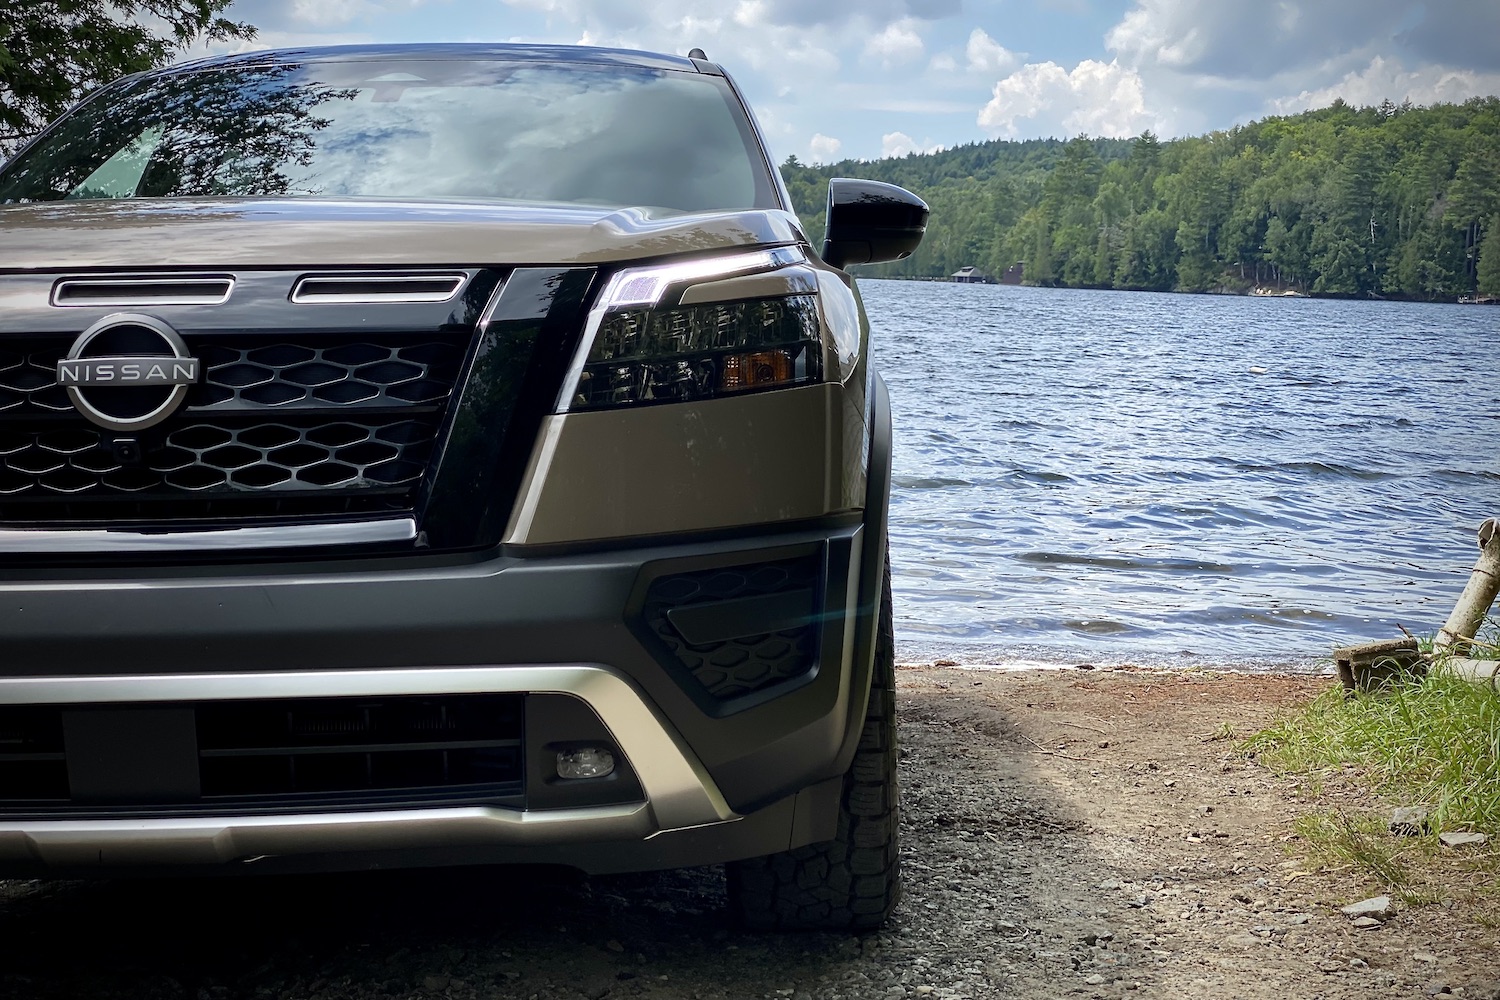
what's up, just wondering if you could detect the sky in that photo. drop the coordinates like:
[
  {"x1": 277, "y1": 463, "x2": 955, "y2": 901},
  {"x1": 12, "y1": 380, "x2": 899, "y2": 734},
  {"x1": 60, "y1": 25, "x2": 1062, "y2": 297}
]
[{"x1": 205, "y1": 0, "x2": 1500, "y2": 164}]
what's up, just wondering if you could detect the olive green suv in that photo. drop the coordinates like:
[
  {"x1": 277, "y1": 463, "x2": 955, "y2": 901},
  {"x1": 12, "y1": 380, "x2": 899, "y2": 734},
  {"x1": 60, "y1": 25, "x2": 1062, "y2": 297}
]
[{"x1": 0, "y1": 43, "x2": 926, "y2": 930}]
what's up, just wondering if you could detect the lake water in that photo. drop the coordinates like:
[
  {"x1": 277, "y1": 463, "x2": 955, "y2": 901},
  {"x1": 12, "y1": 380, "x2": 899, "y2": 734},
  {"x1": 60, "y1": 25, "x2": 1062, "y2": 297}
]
[{"x1": 861, "y1": 279, "x2": 1500, "y2": 671}]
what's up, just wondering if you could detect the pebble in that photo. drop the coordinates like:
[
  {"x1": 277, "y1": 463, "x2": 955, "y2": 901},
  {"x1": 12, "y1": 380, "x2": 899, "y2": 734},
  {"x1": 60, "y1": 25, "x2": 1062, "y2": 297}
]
[
  {"x1": 1439, "y1": 832, "x2": 1488, "y2": 849},
  {"x1": 1085, "y1": 974, "x2": 1107, "y2": 985},
  {"x1": 1390, "y1": 806, "x2": 1430, "y2": 835},
  {"x1": 1340, "y1": 895, "x2": 1393, "y2": 920}
]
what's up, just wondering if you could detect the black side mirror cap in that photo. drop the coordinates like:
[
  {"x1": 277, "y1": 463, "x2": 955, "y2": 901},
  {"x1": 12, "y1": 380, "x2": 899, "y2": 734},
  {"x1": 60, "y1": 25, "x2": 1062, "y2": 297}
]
[{"x1": 821, "y1": 178, "x2": 928, "y2": 270}]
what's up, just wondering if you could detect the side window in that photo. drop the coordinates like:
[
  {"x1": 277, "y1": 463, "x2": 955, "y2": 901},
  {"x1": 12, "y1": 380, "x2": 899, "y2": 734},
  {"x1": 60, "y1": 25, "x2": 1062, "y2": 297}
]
[{"x1": 65, "y1": 126, "x2": 164, "y2": 200}]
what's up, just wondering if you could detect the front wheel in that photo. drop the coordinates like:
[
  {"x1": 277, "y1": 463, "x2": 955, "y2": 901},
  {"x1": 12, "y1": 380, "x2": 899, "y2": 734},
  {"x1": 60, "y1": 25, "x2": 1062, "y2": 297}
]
[{"x1": 726, "y1": 558, "x2": 900, "y2": 930}]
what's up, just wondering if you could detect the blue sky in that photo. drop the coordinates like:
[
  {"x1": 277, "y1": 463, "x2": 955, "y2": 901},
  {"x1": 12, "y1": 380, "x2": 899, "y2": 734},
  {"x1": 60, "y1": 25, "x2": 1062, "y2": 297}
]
[{"x1": 208, "y1": 0, "x2": 1500, "y2": 163}]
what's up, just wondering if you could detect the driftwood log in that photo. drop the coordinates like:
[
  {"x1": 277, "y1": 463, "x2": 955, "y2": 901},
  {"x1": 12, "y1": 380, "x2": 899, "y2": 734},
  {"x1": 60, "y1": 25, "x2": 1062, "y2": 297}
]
[
  {"x1": 1333, "y1": 637, "x2": 1426, "y2": 693},
  {"x1": 1428, "y1": 518, "x2": 1500, "y2": 691}
]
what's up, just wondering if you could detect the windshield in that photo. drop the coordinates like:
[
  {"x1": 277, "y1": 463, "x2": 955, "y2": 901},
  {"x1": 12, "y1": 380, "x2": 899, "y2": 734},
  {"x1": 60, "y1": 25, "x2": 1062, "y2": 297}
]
[{"x1": 0, "y1": 58, "x2": 775, "y2": 213}]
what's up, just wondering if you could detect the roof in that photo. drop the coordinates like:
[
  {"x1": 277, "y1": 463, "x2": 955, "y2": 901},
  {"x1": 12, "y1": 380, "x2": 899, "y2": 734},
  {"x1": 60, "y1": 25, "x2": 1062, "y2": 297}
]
[{"x1": 166, "y1": 43, "x2": 706, "y2": 77}]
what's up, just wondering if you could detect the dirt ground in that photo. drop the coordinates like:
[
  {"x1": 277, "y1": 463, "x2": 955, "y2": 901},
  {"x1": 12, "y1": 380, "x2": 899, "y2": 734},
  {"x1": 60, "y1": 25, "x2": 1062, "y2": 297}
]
[{"x1": 2, "y1": 665, "x2": 1497, "y2": 1000}]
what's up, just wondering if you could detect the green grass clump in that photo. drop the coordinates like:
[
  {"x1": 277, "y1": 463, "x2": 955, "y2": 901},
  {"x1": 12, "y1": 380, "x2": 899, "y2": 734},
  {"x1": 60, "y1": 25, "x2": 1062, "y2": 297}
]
[
  {"x1": 1248, "y1": 670, "x2": 1500, "y2": 833},
  {"x1": 1249, "y1": 667, "x2": 1499, "y2": 906}
]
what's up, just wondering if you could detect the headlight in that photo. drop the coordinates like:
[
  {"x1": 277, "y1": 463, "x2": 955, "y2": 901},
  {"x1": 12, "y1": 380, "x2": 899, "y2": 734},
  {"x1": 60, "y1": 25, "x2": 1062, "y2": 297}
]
[{"x1": 558, "y1": 248, "x2": 825, "y2": 412}]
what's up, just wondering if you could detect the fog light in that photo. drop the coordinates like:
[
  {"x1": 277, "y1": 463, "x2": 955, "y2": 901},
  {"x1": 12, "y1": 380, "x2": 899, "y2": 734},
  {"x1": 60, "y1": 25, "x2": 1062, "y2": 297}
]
[{"x1": 556, "y1": 747, "x2": 615, "y2": 780}]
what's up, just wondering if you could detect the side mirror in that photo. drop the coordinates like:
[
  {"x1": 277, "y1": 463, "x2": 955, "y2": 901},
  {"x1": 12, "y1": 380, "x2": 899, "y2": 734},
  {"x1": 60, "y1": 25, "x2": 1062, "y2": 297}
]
[{"x1": 821, "y1": 178, "x2": 928, "y2": 270}]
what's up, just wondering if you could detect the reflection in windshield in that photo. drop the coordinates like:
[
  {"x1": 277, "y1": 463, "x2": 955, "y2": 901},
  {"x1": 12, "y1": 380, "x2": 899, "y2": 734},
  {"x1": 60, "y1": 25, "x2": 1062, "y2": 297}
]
[{"x1": 0, "y1": 59, "x2": 771, "y2": 214}]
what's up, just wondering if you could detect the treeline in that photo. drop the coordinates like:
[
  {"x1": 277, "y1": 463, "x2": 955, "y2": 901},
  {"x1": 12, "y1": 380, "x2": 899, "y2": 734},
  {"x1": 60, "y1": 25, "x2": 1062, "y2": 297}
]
[{"x1": 781, "y1": 97, "x2": 1500, "y2": 299}]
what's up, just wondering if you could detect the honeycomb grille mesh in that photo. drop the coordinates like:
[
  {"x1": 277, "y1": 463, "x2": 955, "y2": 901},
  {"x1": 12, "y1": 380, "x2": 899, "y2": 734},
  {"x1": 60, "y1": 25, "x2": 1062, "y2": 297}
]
[
  {"x1": 0, "y1": 415, "x2": 438, "y2": 498},
  {"x1": 0, "y1": 334, "x2": 466, "y2": 414},
  {"x1": 643, "y1": 555, "x2": 821, "y2": 701},
  {"x1": 0, "y1": 331, "x2": 470, "y2": 523}
]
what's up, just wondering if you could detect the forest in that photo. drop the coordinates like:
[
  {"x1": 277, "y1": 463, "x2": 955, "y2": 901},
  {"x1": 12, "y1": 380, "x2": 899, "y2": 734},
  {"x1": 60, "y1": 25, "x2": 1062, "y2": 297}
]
[{"x1": 780, "y1": 97, "x2": 1500, "y2": 300}]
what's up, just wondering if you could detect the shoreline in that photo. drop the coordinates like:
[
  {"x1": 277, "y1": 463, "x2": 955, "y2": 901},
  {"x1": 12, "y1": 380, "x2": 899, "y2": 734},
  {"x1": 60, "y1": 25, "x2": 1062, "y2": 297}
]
[{"x1": 896, "y1": 649, "x2": 1334, "y2": 676}]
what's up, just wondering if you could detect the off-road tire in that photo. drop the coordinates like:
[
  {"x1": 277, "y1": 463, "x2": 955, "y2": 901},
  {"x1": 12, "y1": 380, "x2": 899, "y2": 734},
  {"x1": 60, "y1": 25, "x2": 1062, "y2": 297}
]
[{"x1": 726, "y1": 559, "x2": 899, "y2": 930}]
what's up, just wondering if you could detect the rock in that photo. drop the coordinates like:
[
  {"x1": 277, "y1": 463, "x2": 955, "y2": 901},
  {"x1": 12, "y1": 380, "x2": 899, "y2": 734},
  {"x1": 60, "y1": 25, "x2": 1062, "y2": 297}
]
[
  {"x1": 1085, "y1": 974, "x2": 1108, "y2": 985},
  {"x1": 1425, "y1": 982, "x2": 1453, "y2": 996},
  {"x1": 422, "y1": 975, "x2": 450, "y2": 991},
  {"x1": 1352, "y1": 917, "x2": 1383, "y2": 929},
  {"x1": 1439, "y1": 832, "x2": 1488, "y2": 849},
  {"x1": 1414, "y1": 952, "x2": 1439, "y2": 963},
  {"x1": 1287, "y1": 913, "x2": 1312, "y2": 925},
  {"x1": 1350, "y1": 958, "x2": 1369, "y2": 969},
  {"x1": 1390, "y1": 807, "x2": 1431, "y2": 835},
  {"x1": 1340, "y1": 895, "x2": 1393, "y2": 920}
]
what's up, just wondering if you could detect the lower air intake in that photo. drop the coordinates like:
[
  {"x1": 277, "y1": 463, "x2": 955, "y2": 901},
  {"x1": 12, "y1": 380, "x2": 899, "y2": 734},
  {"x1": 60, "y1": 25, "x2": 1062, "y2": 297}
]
[{"x1": 640, "y1": 553, "x2": 823, "y2": 705}]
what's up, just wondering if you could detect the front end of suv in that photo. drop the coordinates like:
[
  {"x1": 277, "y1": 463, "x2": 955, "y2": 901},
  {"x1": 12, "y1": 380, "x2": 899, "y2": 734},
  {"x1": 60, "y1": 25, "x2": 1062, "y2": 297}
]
[{"x1": 0, "y1": 43, "x2": 925, "y2": 930}]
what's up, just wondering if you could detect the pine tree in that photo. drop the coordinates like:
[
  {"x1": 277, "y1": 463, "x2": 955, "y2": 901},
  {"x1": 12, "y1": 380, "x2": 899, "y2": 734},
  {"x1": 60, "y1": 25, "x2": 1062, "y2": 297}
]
[{"x1": 1478, "y1": 216, "x2": 1500, "y2": 298}]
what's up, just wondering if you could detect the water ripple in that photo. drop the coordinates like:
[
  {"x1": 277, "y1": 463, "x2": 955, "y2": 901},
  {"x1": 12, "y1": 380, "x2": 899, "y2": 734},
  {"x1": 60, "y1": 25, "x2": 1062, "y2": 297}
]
[{"x1": 868, "y1": 281, "x2": 1500, "y2": 668}]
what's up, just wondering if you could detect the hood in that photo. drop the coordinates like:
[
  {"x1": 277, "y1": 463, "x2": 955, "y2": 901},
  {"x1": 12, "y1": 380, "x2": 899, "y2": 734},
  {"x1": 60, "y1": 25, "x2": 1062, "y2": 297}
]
[{"x1": 0, "y1": 198, "x2": 805, "y2": 271}]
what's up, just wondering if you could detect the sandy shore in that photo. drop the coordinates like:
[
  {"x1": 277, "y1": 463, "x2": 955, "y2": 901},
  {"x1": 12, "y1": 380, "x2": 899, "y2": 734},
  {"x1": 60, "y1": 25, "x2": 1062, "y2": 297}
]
[{"x1": 1, "y1": 665, "x2": 1495, "y2": 999}]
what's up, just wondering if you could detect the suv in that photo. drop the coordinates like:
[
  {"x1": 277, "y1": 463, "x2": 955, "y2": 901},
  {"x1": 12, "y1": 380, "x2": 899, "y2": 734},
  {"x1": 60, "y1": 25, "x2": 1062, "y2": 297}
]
[{"x1": 0, "y1": 43, "x2": 926, "y2": 930}]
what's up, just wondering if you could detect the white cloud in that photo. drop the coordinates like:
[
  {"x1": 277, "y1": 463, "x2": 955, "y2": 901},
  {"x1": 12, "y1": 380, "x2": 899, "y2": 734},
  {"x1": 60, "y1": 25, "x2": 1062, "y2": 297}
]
[
  {"x1": 862, "y1": 17, "x2": 926, "y2": 68},
  {"x1": 1104, "y1": 0, "x2": 1426, "y2": 81},
  {"x1": 881, "y1": 130, "x2": 943, "y2": 158},
  {"x1": 290, "y1": 0, "x2": 377, "y2": 27},
  {"x1": 978, "y1": 59, "x2": 1156, "y2": 138},
  {"x1": 1270, "y1": 56, "x2": 1500, "y2": 115},
  {"x1": 280, "y1": 0, "x2": 445, "y2": 29},
  {"x1": 732, "y1": 0, "x2": 766, "y2": 27},
  {"x1": 179, "y1": 25, "x2": 374, "y2": 60},
  {"x1": 809, "y1": 132, "x2": 843, "y2": 162},
  {"x1": 965, "y1": 28, "x2": 1017, "y2": 74}
]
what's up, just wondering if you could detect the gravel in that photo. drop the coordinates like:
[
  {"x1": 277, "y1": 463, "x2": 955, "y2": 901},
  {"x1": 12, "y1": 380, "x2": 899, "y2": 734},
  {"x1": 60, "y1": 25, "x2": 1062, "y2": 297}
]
[{"x1": 1, "y1": 667, "x2": 1495, "y2": 1000}]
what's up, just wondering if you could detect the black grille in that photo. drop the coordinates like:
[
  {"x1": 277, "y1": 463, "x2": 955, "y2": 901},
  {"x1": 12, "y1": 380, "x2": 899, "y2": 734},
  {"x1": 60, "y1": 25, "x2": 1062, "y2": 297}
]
[
  {"x1": 0, "y1": 415, "x2": 439, "y2": 519},
  {"x1": 0, "y1": 695, "x2": 524, "y2": 815},
  {"x1": 0, "y1": 333, "x2": 466, "y2": 415},
  {"x1": 0, "y1": 706, "x2": 68, "y2": 803},
  {"x1": 642, "y1": 554, "x2": 822, "y2": 703},
  {"x1": 197, "y1": 695, "x2": 523, "y2": 800},
  {"x1": 0, "y1": 331, "x2": 469, "y2": 525}
]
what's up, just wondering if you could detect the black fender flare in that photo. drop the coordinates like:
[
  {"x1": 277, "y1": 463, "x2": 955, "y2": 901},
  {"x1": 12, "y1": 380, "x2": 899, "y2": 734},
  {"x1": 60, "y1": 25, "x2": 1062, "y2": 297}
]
[{"x1": 829, "y1": 372, "x2": 893, "y2": 776}]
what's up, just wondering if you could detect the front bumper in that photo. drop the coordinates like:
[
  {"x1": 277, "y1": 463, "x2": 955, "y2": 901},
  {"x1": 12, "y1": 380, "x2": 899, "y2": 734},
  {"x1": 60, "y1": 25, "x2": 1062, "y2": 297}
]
[
  {"x1": 0, "y1": 664, "x2": 839, "y2": 876},
  {"x1": 0, "y1": 521, "x2": 872, "y2": 875}
]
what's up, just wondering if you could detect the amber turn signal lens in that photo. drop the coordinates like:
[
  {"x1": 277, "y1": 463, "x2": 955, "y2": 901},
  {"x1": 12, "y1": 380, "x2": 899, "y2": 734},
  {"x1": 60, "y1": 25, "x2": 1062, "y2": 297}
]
[{"x1": 721, "y1": 350, "x2": 794, "y2": 391}]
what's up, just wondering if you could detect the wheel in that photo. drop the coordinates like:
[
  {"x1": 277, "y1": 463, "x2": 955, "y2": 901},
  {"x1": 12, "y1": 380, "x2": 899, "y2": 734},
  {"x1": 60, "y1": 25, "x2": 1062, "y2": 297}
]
[{"x1": 726, "y1": 556, "x2": 900, "y2": 930}]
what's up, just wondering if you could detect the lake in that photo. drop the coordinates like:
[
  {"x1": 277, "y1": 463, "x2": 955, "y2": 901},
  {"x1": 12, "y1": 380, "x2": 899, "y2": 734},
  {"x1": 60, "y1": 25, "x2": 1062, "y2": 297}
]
[{"x1": 861, "y1": 279, "x2": 1499, "y2": 670}]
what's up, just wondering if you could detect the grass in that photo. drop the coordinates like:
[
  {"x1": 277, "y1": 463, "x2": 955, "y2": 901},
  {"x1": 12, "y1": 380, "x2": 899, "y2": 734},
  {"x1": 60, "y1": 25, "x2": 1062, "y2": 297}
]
[{"x1": 1246, "y1": 662, "x2": 1500, "y2": 906}]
